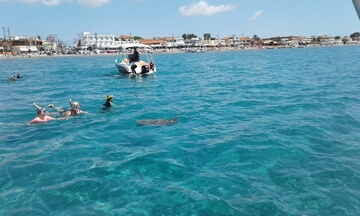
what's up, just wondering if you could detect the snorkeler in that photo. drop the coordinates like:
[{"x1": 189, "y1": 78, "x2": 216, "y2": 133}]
[
  {"x1": 103, "y1": 95, "x2": 115, "y2": 108},
  {"x1": 47, "y1": 99, "x2": 91, "y2": 117},
  {"x1": 10, "y1": 75, "x2": 17, "y2": 81},
  {"x1": 63, "y1": 99, "x2": 83, "y2": 116},
  {"x1": 28, "y1": 102, "x2": 66, "y2": 124},
  {"x1": 29, "y1": 102, "x2": 54, "y2": 124}
]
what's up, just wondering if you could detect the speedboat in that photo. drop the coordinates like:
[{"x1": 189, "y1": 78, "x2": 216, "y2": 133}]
[{"x1": 114, "y1": 44, "x2": 156, "y2": 75}]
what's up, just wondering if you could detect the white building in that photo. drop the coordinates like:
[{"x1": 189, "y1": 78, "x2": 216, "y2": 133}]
[
  {"x1": 319, "y1": 36, "x2": 335, "y2": 45},
  {"x1": 166, "y1": 37, "x2": 185, "y2": 47},
  {"x1": 190, "y1": 37, "x2": 202, "y2": 46},
  {"x1": 213, "y1": 38, "x2": 226, "y2": 46},
  {"x1": 77, "y1": 32, "x2": 120, "y2": 52}
]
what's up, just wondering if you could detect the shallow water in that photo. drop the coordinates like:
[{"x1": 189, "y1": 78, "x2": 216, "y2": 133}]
[{"x1": 1, "y1": 46, "x2": 360, "y2": 215}]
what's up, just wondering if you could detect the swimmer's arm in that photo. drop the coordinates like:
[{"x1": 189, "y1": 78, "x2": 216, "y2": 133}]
[
  {"x1": 48, "y1": 104, "x2": 64, "y2": 113},
  {"x1": 81, "y1": 111, "x2": 94, "y2": 115},
  {"x1": 53, "y1": 117, "x2": 68, "y2": 121}
]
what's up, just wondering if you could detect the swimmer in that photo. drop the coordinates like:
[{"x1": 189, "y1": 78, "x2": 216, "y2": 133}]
[
  {"x1": 103, "y1": 95, "x2": 115, "y2": 108},
  {"x1": 10, "y1": 75, "x2": 17, "y2": 81},
  {"x1": 63, "y1": 99, "x2": 90, "y2": 117},
  {"x1": 28, "y1": 102, "x2": 57, "y2": 124},
  {"x1": 17, "y1": 74, "x2": 22, "y2": 79},
  {"x1": 47, "y1": 99, "x2": 91, "y2": 117}
]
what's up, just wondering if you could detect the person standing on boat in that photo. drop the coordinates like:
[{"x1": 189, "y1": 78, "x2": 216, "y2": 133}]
[
  {"x1": 131, "y1": 47, "x2": 140, "y2": 62},
  {"x1": 130, "y1": 47, "x2": 140, "y2": 73},
  {"x1": 134, "y1": 47, "x2": 140, "y2": 62}
]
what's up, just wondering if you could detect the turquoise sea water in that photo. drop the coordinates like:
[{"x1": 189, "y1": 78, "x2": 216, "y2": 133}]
[{"x1": 1, "y1": 46, "x2": 360, "y2": 215}]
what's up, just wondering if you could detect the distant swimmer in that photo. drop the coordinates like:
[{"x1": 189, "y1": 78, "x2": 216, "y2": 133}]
[
  {"x1": 9, "y1": 75, "x2": 17, "y2": 81},
  {"x1": 28, "y1": 102, "x2": 66, "y2": 124},
  {"x1": 136, "y1": 116, "x2": 179, "y2": 126},
  {"x1": 103, "y1": 95, "x2": 115, "y2": 108},
  {"x1": 17, "y1": 74, "x2": 22, "y2": 79}
]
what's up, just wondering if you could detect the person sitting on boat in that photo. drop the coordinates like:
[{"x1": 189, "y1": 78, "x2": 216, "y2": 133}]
[
  {"x1": 103, "y1": 95, "x2": 115, "y2": 108},
  {"x1": 149, "y1": 61, "x2": 155, "y2": 71},
  {"x1": 29, "y1": 102, "x2": 55, "y2": 124}
]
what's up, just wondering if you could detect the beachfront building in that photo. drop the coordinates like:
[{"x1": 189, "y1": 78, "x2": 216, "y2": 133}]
[
  {"x1": 262, "y1": 36, "x2": 309, "y2": 47},
  {"x1": 119, "y1": 35, "x2": 133, "y2": 42},
  {"x1": 43, "y1": 34, "x2": 57, "y2": 53},
  {"x1": 9, "y1": 36, "x2": 42, "y2": 54},
  {"x1": 141, "y1": 36, "x2": 184, "y2": 48},
  {"x1": 212, "y1": 38, "x2": 226, "y2": 46},
  {"x1": 222, "y1": 35, "x2": 253, "y2": 47},
  {"x1": 0, "y1": 39, "x2": 6, "y2": 54},
  {"x1": 304, "y1": 36, "x2": 315, "y2": 44},
  {"x1": 76, "y1": 32, "x2": 122, "y2": 53},
  {"x1": 239, "y1": 37, "x2": 252, "y2": 47},
  {"x1": 279, "y1": 37, "x2": 300, "y2": 47},
  {"x1": 139, "y1": 38, "x2": 165, "y2": 49},
  {"x1": 223, "y1": 36, "x2": 238, "y2": 47},
  {"x1": 201, "y1": 39, "x2": 215, "y2": 47},
  {"x1": 334, "y1": 39, "x2": 344, "y2": 45},
  {"x1": 165, "y1": 36, "x2": 185, "y2": 48},
  {"x1": 117, "y1": 35, "x2": 141, "y2": 46},
  {"x1": 188, "y1": 37, "x2": 202, "y2": 46},
  {"x1": 319, "y1": 36, "x2": 335, "y2": 45}
]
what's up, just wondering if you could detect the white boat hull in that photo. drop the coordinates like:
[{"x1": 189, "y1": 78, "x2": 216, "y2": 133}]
[{"x1": 114, "y1": 60, "x2": 156, "y2": 75}]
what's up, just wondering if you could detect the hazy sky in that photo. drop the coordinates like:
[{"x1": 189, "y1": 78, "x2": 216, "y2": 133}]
[{"x1": 0, "y1": 0, "x2": 359, "y2": 45}]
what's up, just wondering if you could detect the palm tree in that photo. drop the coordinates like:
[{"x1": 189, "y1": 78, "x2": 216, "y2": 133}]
[{"x1": 252, "y1": 34, "x2": 261, "y2": 46}]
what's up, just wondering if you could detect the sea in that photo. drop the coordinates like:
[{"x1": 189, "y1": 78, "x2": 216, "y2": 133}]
[{"x1": 1, "y1": 46, "x2": 360, "y2": 216}]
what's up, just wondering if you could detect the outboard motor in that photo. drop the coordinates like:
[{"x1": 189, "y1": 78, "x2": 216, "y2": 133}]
[{"x1": 141, "y1": 65, "x2": 149, "y2": 74}]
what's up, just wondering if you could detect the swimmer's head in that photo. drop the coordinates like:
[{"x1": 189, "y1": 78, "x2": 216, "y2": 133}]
[
  {"x1": 71, "y1": 101, "x2": 80, "y2": 110},
  {"x1": 34, "y1": 102, "x2": 46, "y2": 114},
  {"x1": 106, "y1": 95, "x2": 113, "y2": 102}
]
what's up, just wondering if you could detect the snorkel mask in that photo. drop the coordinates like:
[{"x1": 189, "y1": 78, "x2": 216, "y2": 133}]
[
  {"x1": 69, "y1": 99, "x2": 80, "y2": 110},
  {"x1": 34, "y1": 102, "x2": 46, "y2": 114}
]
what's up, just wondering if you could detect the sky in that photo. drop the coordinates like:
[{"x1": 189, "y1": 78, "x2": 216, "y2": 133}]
[{"x1": 0, "y1": 0, "x2": 359, "y2": 45}]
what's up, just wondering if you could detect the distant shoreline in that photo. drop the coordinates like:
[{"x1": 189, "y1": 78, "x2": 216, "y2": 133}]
[{"x1": 0, "y1": 44, "x2": 358, "y2": 60}]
